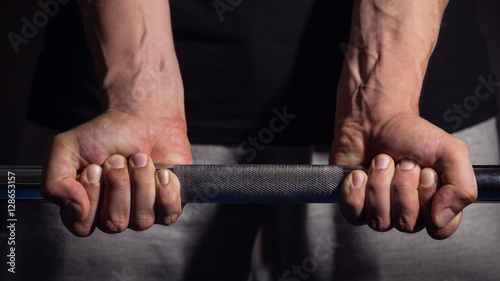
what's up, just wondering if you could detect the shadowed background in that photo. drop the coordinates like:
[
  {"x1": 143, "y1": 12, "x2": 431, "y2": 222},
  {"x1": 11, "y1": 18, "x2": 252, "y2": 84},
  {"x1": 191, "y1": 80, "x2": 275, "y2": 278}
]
[{"x1": 0, "y1": 0, "x2": 499, "y2": 163}]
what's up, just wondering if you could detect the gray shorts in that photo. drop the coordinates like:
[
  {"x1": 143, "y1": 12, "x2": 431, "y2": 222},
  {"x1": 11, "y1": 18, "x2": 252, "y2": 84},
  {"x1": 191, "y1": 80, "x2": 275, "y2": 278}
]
[{"x1": 3, "y1": 118, "x2": 500, "y2": 281}]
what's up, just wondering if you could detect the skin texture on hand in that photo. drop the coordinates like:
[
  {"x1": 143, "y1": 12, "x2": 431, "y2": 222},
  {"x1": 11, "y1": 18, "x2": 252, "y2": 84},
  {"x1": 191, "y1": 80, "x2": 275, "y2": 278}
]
[
  {"x1": 331, "y1": 0, "x2": 477, "y2": 239},
  {"x1": 45, "y1": 93, "x2": 192, "y2": 237},
  {"x1": 42, "y1": 112, "x2": 193, "y2": 236},
  {"x1": 331, "y1": 112, "x2": 477, "y2": 239},
  {"x1": 40, "y1": 0, "x2": 192, "y2": 237}
]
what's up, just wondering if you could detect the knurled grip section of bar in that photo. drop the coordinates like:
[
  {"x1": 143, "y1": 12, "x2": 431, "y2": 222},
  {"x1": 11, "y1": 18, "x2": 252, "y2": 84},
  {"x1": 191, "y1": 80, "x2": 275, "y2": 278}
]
[
  {"x1": 1, "y1": 165, "x2": 500, "y2": 202},
  {"x1": 173, "y1": 164, "x2": 345, "y2": 203}
]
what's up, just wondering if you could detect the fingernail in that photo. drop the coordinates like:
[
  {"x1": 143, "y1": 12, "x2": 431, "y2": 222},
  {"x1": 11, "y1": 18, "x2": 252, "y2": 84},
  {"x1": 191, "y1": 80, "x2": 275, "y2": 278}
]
[
  {"x1": 65, "y1": 200, "x2": 83, "y2": 220},
  {"x1": 436, "y1": 208, "x2": 457, "y2": 228},
  {"x1": 399, "y1": 159, "x2": 415, "y2": 170},
  {"x1": 421, "y1": 169, "x2": 435, "y2": 187},
  {"x1": 87, "y1": 165, "x2": 101, "y2": 183},
  {"x1": 352, "y1": 171, "x2": 364, "y2": 188},
  {"x1": 158, "y1": 170, "x2": 169, "y2": 186},
  {"x1": 131, "y1": 153, "x2": 148, "y2": 168},
  {"x1": 109, "y1": 155, "x2": 125, "y2": 169},
  {"x1": 374, "y1": 155, "x2": 390, "y2": 169}
]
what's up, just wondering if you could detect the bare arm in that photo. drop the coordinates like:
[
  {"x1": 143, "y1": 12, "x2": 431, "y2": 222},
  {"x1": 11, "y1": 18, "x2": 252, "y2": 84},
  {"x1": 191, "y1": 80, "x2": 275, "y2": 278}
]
[
  {"x1": 336, "y1": 0, "x2": 447, "y2": 127},
  {"x1": 42, "y1": 0, "x2": 192, "y2": 236},
  {"x1": 332, "y1": 0, "x2": 477, "y2": 239},
  {"x1": 77, "y1": 0, "x2": 185, "y2": 120}
]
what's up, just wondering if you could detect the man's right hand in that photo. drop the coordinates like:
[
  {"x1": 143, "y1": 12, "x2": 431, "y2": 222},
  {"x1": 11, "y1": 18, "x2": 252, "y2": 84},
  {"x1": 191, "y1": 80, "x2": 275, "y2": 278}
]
[
  {"x1": 44, "y1": 0, "x2": 191, "y2": 237},
  {"x1": 41, "y1": 111, "x2": 193, "y2": 237}
]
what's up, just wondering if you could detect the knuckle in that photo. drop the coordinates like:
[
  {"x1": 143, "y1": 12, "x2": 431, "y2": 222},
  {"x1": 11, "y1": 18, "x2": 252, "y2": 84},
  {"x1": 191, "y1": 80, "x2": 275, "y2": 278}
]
[
  {"x1": 159, "y1": 210, "x2": 182, "y2": 226},
  {"x1": 161, "y1": 215, "x2": 179, "y2": 226},
  {"x1": 132, "y1": 177, "x2": 155, "y2": 191},
  {"x1": 459, "y1": 186, "x2": 478, "y2": 204},
  {"x1": 436, "y1": 184, "x2": 477, "y2": 209},
  {"x1": 433, "y1": 191, "x2": 451, "y2": 206},
  {"x1": 395, "y1": 215, "x2": 417, "y2": 233},
  {"x1": 368, "y1": 215, "x2": 391, "y2": 232},
  {"x1": 70, "y1": 225, "x2": 94, "y2": 237},
  {"x1": 62, "y1": 215, "x2": 95, "y2": 237},
  {"x1": 367, "y1": 174, "x2": 392, "y2": 192},
  {"x1": 391, "y1": 181, "x2": 415, "y2": 195},
  {"x1": 101, "y1": 215, "x2": 128, "y2": 233},
  {"x1": 130, "y1": 215, "x2": 155, "y2": 230},
  {"x1": 367, "y1": 182, "x2": 388, "y2": 193},
  {"x1": 392, "y1": 174, "x2": 420, "y2": 193},
  {"x1": 105, "y1": 177, "x2": 130, "y2": 192}
]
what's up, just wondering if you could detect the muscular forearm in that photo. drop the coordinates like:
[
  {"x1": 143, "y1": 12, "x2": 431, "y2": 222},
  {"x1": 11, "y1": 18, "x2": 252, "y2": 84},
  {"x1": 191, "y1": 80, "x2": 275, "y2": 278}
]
[
  {"x1": 332, "y1": 1, "x2": 477, "y2": 239},
  {"x1": 337, "y1": 0, "x2": 449, "y2": 123},
  {"x1": 77, "y1": 0, "x2": 184, "y2": 120}
]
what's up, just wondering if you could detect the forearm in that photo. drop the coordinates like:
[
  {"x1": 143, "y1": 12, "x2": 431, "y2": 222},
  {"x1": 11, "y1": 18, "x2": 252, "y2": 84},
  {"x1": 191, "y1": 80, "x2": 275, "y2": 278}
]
[
  {"x1": 337, "y1": 0, "x2": 449, "y2": 124},
  {"x1": 77, "y1": 0, "x2": 184, "y2": 120}
]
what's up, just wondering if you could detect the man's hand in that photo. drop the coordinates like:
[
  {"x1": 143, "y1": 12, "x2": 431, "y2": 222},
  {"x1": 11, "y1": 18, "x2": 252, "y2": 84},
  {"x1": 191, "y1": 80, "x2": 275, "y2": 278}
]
[
  {"x1": 41, "y1": 0, "x2": 190, "y2": 236},
  {"x1": 331, "y1": 0, "x2": 476, "y2": 239},
  {"x1": 331, "y1": 112, "x2": 477, "y2": 239},
  {"x1": 42, "y1": 112, "x2": 192, "y2": 237}
]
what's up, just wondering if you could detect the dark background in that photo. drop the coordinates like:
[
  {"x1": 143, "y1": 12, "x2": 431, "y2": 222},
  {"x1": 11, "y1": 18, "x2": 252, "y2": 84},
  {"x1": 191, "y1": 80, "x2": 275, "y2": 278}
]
[{"x1": 0, "y1": 0, "x2": 499, "y2": 165}]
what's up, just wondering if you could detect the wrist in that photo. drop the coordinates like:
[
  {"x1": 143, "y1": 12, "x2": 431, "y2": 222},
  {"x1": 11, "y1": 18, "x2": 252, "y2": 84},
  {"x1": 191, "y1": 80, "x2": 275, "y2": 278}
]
[
  {"x1": 336, "y1": 76, "x2": 420, "y2": 119},
  {"x1": 335, "y1": 78, "x2": 420, "y2": 136},
  {"x1": 100, "y1": 54, "x2": 186, "y2": 120},
  {"x1": 78, "y1": 0, "x2": 184, "y2": 120},
  {"x1": 335, "y1": 0, "x2": 448, "y2": 128}
]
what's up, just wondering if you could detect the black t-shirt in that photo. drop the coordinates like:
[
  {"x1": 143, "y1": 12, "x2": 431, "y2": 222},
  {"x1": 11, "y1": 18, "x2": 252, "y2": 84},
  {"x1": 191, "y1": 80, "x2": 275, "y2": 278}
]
[{"x1": 27, "y1": 0, "x2": 497, "y2": 145}]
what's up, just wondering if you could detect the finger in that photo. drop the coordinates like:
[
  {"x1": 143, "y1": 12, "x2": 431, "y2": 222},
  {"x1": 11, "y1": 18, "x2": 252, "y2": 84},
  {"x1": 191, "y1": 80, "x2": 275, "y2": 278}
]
[
  {"x1": 420, "y1": 167, "x2": 463, "y2": 239},
  {"x1": 155, "y1": 169, "x2": 182, "y2": 225},
  {"x1": 61, "y1": 164, "x2": 102, "y2": 237},
  {"x1": 339, "y1": 170, "x2": 367, "y2": 225},
  {"x1": 419, "y1": 168, "x2": 442, "y2": 238},
  {"x1": 391, "y1": 159, "x2": 422, "y2": 233},
  {"x1": 365, "y1": 154, "x2": 395, "y2": 231},
  {"x1": 42, "y1": 133, "x2": 90, "y2": 221},
  {"x1": 128, "y1": 153, "x2": 156, "y2": 230},
  {"x1": 98, "y1": 154, "x2": 131, "y2": 233},
  {"x1": 433, "y1": 138, "x2": 476, "y2": 230}
]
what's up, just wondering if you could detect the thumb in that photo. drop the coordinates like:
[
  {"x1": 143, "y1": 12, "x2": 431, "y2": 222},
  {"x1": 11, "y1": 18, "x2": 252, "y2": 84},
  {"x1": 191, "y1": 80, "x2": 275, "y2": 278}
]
[
  {"x1": 41, "y1": 134, "x2": 90, "y2": 221},
  {"x1": 432, "y1": 139, "x2": 477, "y2": 229}
]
